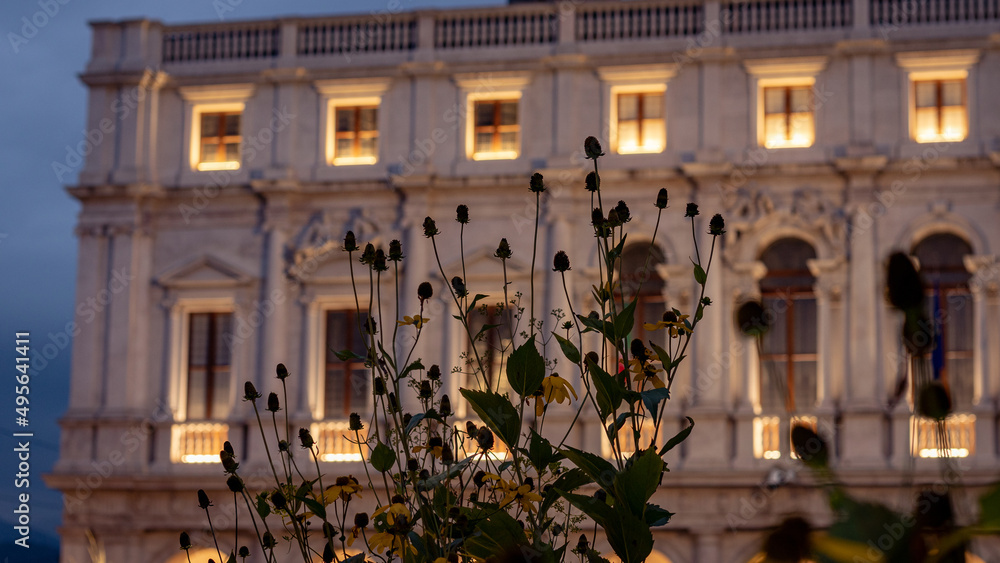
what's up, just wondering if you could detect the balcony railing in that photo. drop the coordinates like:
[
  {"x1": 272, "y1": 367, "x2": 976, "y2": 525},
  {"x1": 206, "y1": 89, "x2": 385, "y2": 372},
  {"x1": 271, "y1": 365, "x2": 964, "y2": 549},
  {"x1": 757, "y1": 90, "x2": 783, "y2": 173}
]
[
  {"x1": 435, "y1": 9, "x2": 558, "y2": 48},
  {"x1": 313, "y1": 421, "x2": 366, "y2": 462},
  {"x1": 911, "y1": 414, "x2": 975, "y2": 458},
  {"x1": 723, "y1": 0, "x2": 853, "y2": 33},
  {"x1": 297, "y1": 16, "x2": 417, "y2": 56},
  {"x1": 871, "y1": 0, "x2": 1000, "y2": 25},
  {"x1": 577, "y1": 1, "x2": 704, "y2": 41},
  {"x1": 162, "y1": 24, "x2": 279, "y2": 63},
  {"x1": 171, "y1": 422, "x2": 229, "y2": 463}
]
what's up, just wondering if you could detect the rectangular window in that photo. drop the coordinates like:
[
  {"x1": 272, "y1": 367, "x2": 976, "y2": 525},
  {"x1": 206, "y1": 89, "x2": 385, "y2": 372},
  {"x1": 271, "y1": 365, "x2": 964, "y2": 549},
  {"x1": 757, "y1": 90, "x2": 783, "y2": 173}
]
[
  {"x1": 186, "y1": 312, "x2": 233, "y2": 420},
  {"x1": 615, "y1": 92, "x2": 664, "y2": 154},
  {"x1": 334, "y1": 105, "x2": 378, "y2": 165},
  {"x1": 762, "y1": 85, "x2": 814, "y2": 148},
  {"x1": 472, "y1": 100, "x2": 519, "y2": 160},
  {"x1": 198, "y1": 112, "x2": 241, "y2": 171},
  {"x1": 325, "y1": 310, "x2": 370, "y2": 419},
  {"x1": 760, "y1": 294, "x2": 818, "y2": 412},
  {"x1": 913, "y1": 78, "x2": 967, "y2": 143}
]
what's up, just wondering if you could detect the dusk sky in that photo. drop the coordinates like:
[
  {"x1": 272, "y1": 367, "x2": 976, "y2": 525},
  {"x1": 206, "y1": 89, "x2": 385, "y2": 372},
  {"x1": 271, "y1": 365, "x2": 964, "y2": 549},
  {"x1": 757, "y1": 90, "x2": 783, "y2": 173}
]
[{"x1": 0, "y1": 0, "x2": 499, "y2": 555}]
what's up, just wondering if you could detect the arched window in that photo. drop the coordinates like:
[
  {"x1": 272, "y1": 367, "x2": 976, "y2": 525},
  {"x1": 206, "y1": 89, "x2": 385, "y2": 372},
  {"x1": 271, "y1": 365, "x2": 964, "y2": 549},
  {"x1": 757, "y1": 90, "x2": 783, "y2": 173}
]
[
  {"x1": 619, "y1": 242, "x2": 667, "y2": 342},
  {"x1": 911, "y1": 233, "x2": 973, "y2": 410},
  {"x1": 759, "y1": 238, "x2": 818, "y2": 413}
]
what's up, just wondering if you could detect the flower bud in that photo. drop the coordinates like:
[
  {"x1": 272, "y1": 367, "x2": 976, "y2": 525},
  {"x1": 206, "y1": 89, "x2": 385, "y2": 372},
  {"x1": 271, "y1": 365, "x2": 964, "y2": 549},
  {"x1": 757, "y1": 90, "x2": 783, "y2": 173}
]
[
  {"x1": 197, "y1": 489, "x2": 211, "y2": 509},
  {"x1": 389, "y1": 239, "x2": 404, "y2": 262},
  {"x1": 494, "y1": 238, "x2": 512, "y2": 259},
  {"x1": 584, "y1": 136, "x2": 604, "y2": 159},
  {"x1": 685, "y1": 203, "x2": 699, "y2": 217},
  {"x1": 630, "y1": 338, "x2": 648, "y2": 362},
  {"x1": 607, "y1": 208, "x2": 620, "y2": 226},
  {"x1": 419, "y1": 380, "x2": 433, "y2": 398},
  {"x1": 419, "y1": 469, "x2": 430, "y2": 480},
  {"x1": 354, "y1": 512, "x2": 369, "y2": 528},
  {"x1": 427, "y1": 364, "x2": 441, "y2": 380},
  {"x1": 441, "y1": 444, "x2": 454, "y2": 464},
  {"x1": 373, "y1": 377, "x2": 386, "y2": 396},
  {"x1": 614, "y1": 200, "x2": 631, "y2": 224},
  {"x1": 239, "y1": 546, "x2": 250, "y2": 558},
  {"x1": 277, "y1": 439, "x2": 289, "y2": 452},
  {"x1": 323, "y1": 543, "x2": 334, "y2": 563},
  {"x1": 529, "y1": 172, "x2": 546, "y2": 193},
  {"x1": 418, "y1": 281, "x2": 433, "y2": 301},
  {"x1": 180, "y1": 532, "x2": 192, "y2": 550},
  {"x1": 243, "y1": 381, "x2": 260, "y2": 401},
  {"x1": 886, "y1": 252, "x2": 924, "y2": 311},
  {"x1": 220, "y1": 450, "x2": 239, "y2": 474},
  {"x1": 585, "y1": 351, "x2": 600, "y2": 366},
  {"x1": 709, "y1": 213, "x2": 726, "y2": 236},
  {"x1": 402, "y1": 412, "x2": 412, "y2": 427},
  {"x1": 388, "y1": 392, "x2": 400, "y2": 413},
  {"x1": 365, "y1": 317, "x2": 377, "y2": 335},
  {"x1": 456, "y1": 204, "x2": 470, "y2": 224},
  {"x1": 585, "y1": 171, "x2": 598, "y2": 192},
  {"x1": 591, "y1": 208, "x2": 604, "y2": 228},
  {"x1": 343, "y1": 230, "x2": 358, "y2": 252},
  {"x1": 473, "y1": 470, "x2": 488, "y2": 488},
  {"x1": 655, "y1": 188, "x2": 669, "y2": 209},
  {"x1": 451, "y1": 276, "x2": 468, "y2": 298},
  {"x1": 266, "y1": 392, "x2": 280, "y2": 412},
  {"x1": 372, "y1": 248, "x2": 388, "y2": 272},
  {"x1": 576, "y1": 534, "x2": 590, "y2": 553},
  {"x1": 407, "y1": 458, "x2": 419, "y2": 472},
  {"x1": 553, "y1": 250, "x2": 571, "y2": 272},
  {"x1": 349, "y1": 412, "x2": 364, "y2": 431},
  {"x1": 298, "y1": 427, "x2": 315, "y2": 448},
  {"x1": 227, "y1": 474, "x2": 244, "y2": 493},
  {"x1": 359, "y1": 243, "x2": 375, "y2": 265},
  {"x1": 466, "y1": 421, "x2": 478, "y2": 436},
  {"x1": 423, "y1": 216, "x2": 439, "y2": 237},
  {"x1": 476, "y1": 426, "x2": 494, "y2": 451},
  {"x1": 439, "y1": 394, "x2": 452, "y2": 417},
  {"x1": 262, "y1": 532, "x2": 276, "y2": 549},
  {"x1": 271, "y1": 490, "x2": 287, "y2": 510},
  {"x1": 223, "y1": 440, "x2": 235, "y2": 456},
  {"x1": 275, "y1": 363, "x2": 289, "y2": 380}
]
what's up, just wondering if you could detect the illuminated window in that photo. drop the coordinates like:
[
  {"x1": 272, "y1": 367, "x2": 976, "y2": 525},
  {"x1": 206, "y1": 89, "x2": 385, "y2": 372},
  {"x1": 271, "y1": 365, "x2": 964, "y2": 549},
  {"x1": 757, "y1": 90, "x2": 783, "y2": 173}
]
[
  {"x1": 333, "y1": 105, "x2": 378, "y2": 165},
  {"x1": 912, "y1": 78, "x2": 967, "y2": 143},
  {"x1": 472, "y1": 99, "x2": 519, "y2": 160},
  {"x1": 615, "y1": 92, "x2": 664, "y2": 154},
  {"x1": 618, "y1": 242, "x2": 667, "y2": 342},
  {"x1": 762, "y1": 85, "x2": 814, "y2": 148},
  {"x1": 197, "y1": 112, "x2": 242, "y2": 170},
  {"x1": 324, "y1": 310, "x2": 370, "y2": 419},
  {"x1": 759, "y1": 238, "x2": 818, "y2": 413},
  {"x1": 186, "y1": 312, "x2": 234, "y2": 421}
]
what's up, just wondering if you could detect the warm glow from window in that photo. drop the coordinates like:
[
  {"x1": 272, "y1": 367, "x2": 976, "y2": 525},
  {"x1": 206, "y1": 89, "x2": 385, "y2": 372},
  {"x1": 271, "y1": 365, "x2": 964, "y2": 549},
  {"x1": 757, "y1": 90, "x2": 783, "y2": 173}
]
[
  {"x1": 913, "y1": 79, "x2": 967, "y2": 143},
  {"x1": 171, "y1": 423, "x2": 229, "y2": 464},
  {"x1": 331, "y1": 104, "x2": 379, "y2": 165},
  {"x1": 602, "y1": 419, "x2": 657, "y2": 459},
  {"x1": 197, "y1": 111, "x2": 241, "y2": 170},
  {"x1": 762, "y1": 85, "x2": 814, "y2": 148},
  {"x1": 753, "y1": 416, "x2": 781, "y2": 459},
  {"x1": 616, "y1": 92, "x2": 664, "y2": 154},
  {"x1": 313, "y1": 421, "x2": 368, "y2": 462},
  {"x1": 470, "y1": 99, "x2": 519, "y2": 160},
  {"x1": 911, "y1": 414, "x2": 975, "y2": 458}
]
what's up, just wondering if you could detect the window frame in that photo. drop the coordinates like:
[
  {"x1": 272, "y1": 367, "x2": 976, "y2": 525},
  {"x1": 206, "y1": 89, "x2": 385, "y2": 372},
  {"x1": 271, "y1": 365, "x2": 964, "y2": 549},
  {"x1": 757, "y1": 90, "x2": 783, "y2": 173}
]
[
  {"x1": 611, "y1": 86, "x2": 666, "y2": 155},
  {"x1": 757, "y1": 78, "x2": 816, "y2": 149},
  {"x1": 315, "y1": 78, "x2": 391, "y2": 168},
  {"x1": 322, "y1": 308, "x2": 372, "y2": 420},
  {"x1": 467, "y1": 95, "x2": 521, "y2": 161},
  {"x1": 185, "y1": 311, "x2": 235, "y2": 421},
  {"x1": 909, "y1": 74, "x2": 968, "y2": 143},
  {"x1": 328, "y1": 98, "x2": 381, "y2": 166},
  {"x1": 895, "y1": 50, "x2": 979, "y2": 147},
  {"x1": 191, "y1": 103, "x2": 245, "y2": 171}
]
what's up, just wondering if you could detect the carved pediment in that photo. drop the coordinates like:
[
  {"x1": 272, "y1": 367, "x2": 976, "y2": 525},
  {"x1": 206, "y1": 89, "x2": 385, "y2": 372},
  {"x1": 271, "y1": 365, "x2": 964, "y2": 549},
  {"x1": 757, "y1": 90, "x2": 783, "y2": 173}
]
[
  {"x1": 440, "y1": 244, "x2": 530, "y2": 281},
  {"x1": 155, "y1": 255, "x2": 254, "y2": 288},
  {"x1": 288, "y1": 208, "x2": 383, "y2": 281}
]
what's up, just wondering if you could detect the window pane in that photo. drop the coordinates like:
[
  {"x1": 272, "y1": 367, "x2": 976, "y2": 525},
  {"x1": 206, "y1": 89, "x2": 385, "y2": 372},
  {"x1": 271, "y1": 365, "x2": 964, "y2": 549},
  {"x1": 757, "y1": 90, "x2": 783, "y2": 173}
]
[
  {"x1": 187, "y1": 369, "x2": 207, "y2": 420},
  {"x1": 475, "y1": 102, "x2": 495, "y2": 127},
  {"x1": 945, "y1": 294, "x2": 973, "y2": 350},
  {"x1": 618, "y1": 121, "x2": 639, "y2": 151},
  {"x1": 941, "y1": 80, "x2": 963, "y2": 107},
  {"x1": 641, "y1": 119, "x2": 665, "y2": 150},
  {"x1": 940, "y1": 106, "x2": 966, "y2": 140},
  {"x1": 475, "y1": 132, "x2": 493, "y2": 153},
  {"x1": 359, "y1": 137, "x2": 377, "y2": 158},
  {"x1": 764, "y1": 88, "x2": 786, "y2": 114},
  {"x1": 789, "y1": 112, "x2": 814, "y2": 145},
  {"x1": 947, "y1": 358, "x2": 974, "y2": 409},
  {"x1": 764, "y1": 114, "x2": 787, "y2": 142},
  {"x1": 793, "y1": 361, "x2": 817, "y2": 409},
  {"x1": 499, "y1": 131, "x2": 518, "y2": 152},
  {"x1": 201, "y1": 114, "x2": 219, "y2": 138},
  {"x1": 201, "y1": 142, "x2": 220, "y2": 162},
  {"x1": 224, "y1": 143, "x2": 240, "y2": 162},
  {"x1": 336, "y1": 138, "x2": 353, "y2": 156},
  {"x1": 643, "y1": 94, "x2": 663, "y2": 119},
  {"x1": 189, "y1": 314, "x2": 210, "y2": 366},
  {"x1": 915, "y1": 108, "x2": 938, "y2": 138},
  {"x1": 336, "y1": 109, "x2": 355, "y2": 133},
  {"x1": 618, "y1": 94, "x2": 639, "y2": 120},
  {"x1": 761, "y1": 298, "x2": 788, "y2": 355},
  {"x1": 214, "y1": 314, "x2": 233, "y2": 365},
  {"x1": 760, "y1": 361, "x2": 786, "y2": 411},
  {"x1": 212, "y1": 369, "x2": 231, "y2": 419},
  {"x1": 793, "y1": 298, "x2": 817, "y2": 354},
  {"x1": 499, "y1": 101, "x2": 518, "y2": 126},
  {"x1": 223, "y1": 114, "x2": 240, "y2": 136},
  {"x1": 325, "y1": 368, "x2": 346, "y2": 416},
  {"x1": 789, "y1": 87, "x2": 812, "y2": 112},
  {"x1": 915, "y1": 82, "x2": 937, "y2": 108},
  {"x1": 359, "y1": 107, "x2": 377, "y2": 131}
]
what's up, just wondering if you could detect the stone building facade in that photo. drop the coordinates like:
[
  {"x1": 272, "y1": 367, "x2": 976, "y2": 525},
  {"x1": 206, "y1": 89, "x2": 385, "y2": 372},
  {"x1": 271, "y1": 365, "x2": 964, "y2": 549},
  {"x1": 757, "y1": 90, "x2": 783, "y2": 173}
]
[{"x1": 48, "y1": 0, "x2": 1000, "y2": 561}]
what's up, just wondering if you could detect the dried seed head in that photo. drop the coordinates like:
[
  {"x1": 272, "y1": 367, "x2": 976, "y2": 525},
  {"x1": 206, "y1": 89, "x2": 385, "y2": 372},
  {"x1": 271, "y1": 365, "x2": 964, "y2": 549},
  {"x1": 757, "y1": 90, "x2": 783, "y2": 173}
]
[
  {"x1": 529, "y1": 172, "x2": 546, "y2": 193},
  {"x1": 275, "y1": 363, "x2": 289, "y2": 380},
  {"x1": 389, "y1": 239, "x2": 404, "y2": 262},
  {"x1": 655, "y1": 188, "x2": 669, "y2": 209},
  {"x1": 298, "y1": 427, "x2": 315, "y2": 448},
  {"x1": 427, "y1": 364, "x2": 441, "y2": 380},
  {"x1": 422, "y1": 216, "x2": 439, "y2": 237},
  {"x1": 439, "y1": 394, "x2": 452, "y2": 417},
  {"x1": 227, "y1": 474, "x2": 244, "y2": 493},
  {"x1": 552, "y1": 250, "x2": 571, "y2": 272},
  {"x1": 494, "y1": 237, "x2": 512, "y2": 259},
  {"x1": 685, "y1": 203, "x2": 699, "y2": 218},
  {"x1": 266, "y1": 392, "x2": 280, "y2": 412},
  {"x1": 585, "y1": 171, "x2": 599, "y2": 192},
  {"x1": 418, "y1": 281, "x2": 433, "y2": 301},
  {"x1": 451, "y1": 276, "x2": 468, "y2": 297},
  {"x1": 584, "y1": 136, "x2": 604, "y2": 160},
  {"x1": 354, "y1": 512, "x2": 369, "y2": 528},
  {"x1": 614, "y1": 200, "x2": 631, "y2": 224},
  {"x1": 243, "y1": 381, "x2": 260, "y2": 401},
  {"x1": 349, "y1": 412, "x2": 364, "y2": 431},
  {"x1": 456, "y1": 204, "x2": 470, "y2": 224},
  {"x1": 709, "y1": 213, "x2": 726, "y2": 236},
  {"x1": 359, "y1": 243, "x2": 376, "y2": 265},
  {"x1": 197, "y1": 489, "x2": 211, "y2": 509},
  {"x1": 343, "y1": 230, "x2": 358, "y2": 252},
  {"x1": 179, "y1": 532, "x2": 192, "y2": 551}
]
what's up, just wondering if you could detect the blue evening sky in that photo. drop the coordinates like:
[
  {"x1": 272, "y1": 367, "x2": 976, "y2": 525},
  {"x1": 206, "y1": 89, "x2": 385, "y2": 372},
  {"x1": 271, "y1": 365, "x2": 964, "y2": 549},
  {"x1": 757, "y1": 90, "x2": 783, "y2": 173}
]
[{"x1": 0, "y1": 0, "x2": 499, "y2": 558}]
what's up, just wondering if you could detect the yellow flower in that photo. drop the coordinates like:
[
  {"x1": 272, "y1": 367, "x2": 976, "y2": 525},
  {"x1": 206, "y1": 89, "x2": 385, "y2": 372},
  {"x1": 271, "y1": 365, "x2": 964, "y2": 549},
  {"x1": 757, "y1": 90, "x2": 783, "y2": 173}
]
[
  {"x1": 368, "y1": 530, "x2": 416, "y2": 556},
  {"x1": 323, "y1": 475, "x2": 362, "y2": 504},
  {"x1": 542, "y1": 374, "x2": 577, "y2": 405},
  {"x1": 632, "y1": 366, "x2": 665, "y2": 390},
  {"x1": 643, "y1": 311, "x2": 691, "y2": 337},
  {"x1": 412, "y1": 436, "x2": 444, "y2": 459},
  {"x1": 373, "y1": 501, "x2": 410, "y2": 525},
  {"x1": 494, "y1": 478, "x2": 542, "y2": 513},
  {"x1": 397, "y1": 315, "x2": 430, "y2": 329}
]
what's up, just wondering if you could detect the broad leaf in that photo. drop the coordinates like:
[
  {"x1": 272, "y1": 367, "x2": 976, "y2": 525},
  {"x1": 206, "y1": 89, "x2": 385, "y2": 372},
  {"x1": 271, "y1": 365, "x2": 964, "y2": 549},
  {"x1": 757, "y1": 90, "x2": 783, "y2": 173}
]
[
  {"x1": 553, "y1": 333, "x2": 582, "y2": 364},
  {"x1": 692, "y1": 260, "x2": 707, "y2": 285},
  {"x1": 540, "y1": 468, "x2": 591, "y2": 515},
  {"x1": 613, "y1": 299, "x2": 638, "y2": 343},
  {"x1": 462, "y1": 508, "x2": 529, "y2": 560},
  {"x1": 613, "y1": 447, "x2": 662, "y2": 515},
  {"x1": 561, "y1": 445, "x2": 617, "y2": 491},
  {"x1": 527, "y1": 429, "x2": 560, "y2": 470},
  {"x1": 506, "y1": 336, "x2": 546, "y2": 397},
  {"x1": 659, "y1": 417, "x2": 694, "y2": 456},
  {"x1": 640, "y1": 387, "x2": 670, "y2": 420},
  {"x1": 370, "y1": 441, "x2": 396, "y2": 472},
  {"x1": 405, "y1": 412, "x2": 426, "y2": 435},
  {"x1": 460, "y1": 388, "x2": 521, "y2": 449},
  {"x1": 645, "y1": 503, "x2": 674, "y2": 527},
  {"x1": 585, "y1": 356, "x2": 623, "y2": 421}
]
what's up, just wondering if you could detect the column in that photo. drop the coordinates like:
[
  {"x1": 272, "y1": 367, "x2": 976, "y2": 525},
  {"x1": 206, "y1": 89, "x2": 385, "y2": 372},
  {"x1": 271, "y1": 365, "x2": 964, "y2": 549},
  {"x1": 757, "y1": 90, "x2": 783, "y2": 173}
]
[
  {"x1": 964, "y1": 255, "x2": 999, "y2": 468},
  {"x1": 258, "y1": 193, "x2": 293, "y2": 411},
  {"x1": 728, "y1": 261, "x2": 767, "y2": 470}
]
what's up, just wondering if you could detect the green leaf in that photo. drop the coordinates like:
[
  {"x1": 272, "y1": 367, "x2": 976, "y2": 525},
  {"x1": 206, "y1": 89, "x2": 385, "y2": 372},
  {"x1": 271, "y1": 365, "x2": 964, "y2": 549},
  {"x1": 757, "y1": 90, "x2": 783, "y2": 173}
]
[
  {"x1": 255, "y1": 494, "x2": 271, "y2": 519},
  {"x1": 649, "y1": 342, "x2": 670, "y2": 370},
  {"x1": 462, "y1": 508, "x2": 529, "y2": 560},
  {"x1": 560, "y1": 445, "x2": 617, "y2": 491},
  {"x1": 613, "y1": 447, "x2": 662, "y2": 515},
  {"x1": 553, "y1": 333, "x2": 581, "y2": 364},
  {"x1": 577, "y1": 313, "x2": 615, "y2": 343},
  {"x1": 585, "y1": 356, "x2": 623, "y2": 421},
  {"x1": 417, "y1": 457, "x2": 472, "y2": 491},
  {"x1": 611, "y1": 412, "x2": 637, "y2": 436},
  {"x1": 692, "y1": 260, "x2": 707, "y2": 285},
  {"x1": 506, "y1": 336, "x2": 546, "y2": 397},
  {"x1": 540, "y1": 468, "x2": 592, "y2": 515},
  {"x1": 405, "y1": 412, "x2": 426, "y2": 435},
  {"x1": 466, "y1": 293, "x2": 490, "y2": 315},
  {"x1": 613, "y1": 299, "x2": 638, "y2": 343},
  {"x1": 640, "y1": 387, "x2": 670, "y2": 420},
  {"x1": 400, "y1": 359, "x2": 425, "y2": 380},
  {"x1": 334, "y1": 349, "x2": 366, "y2": 362},
  {"x1": 301, "y1": 497, "x2": 326, "y2": 520},
  {"x1": 343, "y1": 554, "x2": 366, "y2": 563},
  {"x1": 979, "y1": 484, "x2": 1000, "y2": 530},
  {"x1": 460, "y1": 388, "x2": 521, "y2": 449},
  {"x1": 370, "y1": 441, "x2": 396, "y2": 472},
  {"x1": 226, "y1": 552, "x2": 236, "y2": 563},
  {"x1": 527, "y1": 430, "x2": 557, "y2": 470},
  {"x1": 645, "y1": 503, "x2": 674, "y2": 527},
  {"x1": 659, "y1": 417, "x2": 694, "y2": 456}
]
